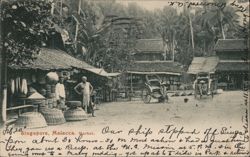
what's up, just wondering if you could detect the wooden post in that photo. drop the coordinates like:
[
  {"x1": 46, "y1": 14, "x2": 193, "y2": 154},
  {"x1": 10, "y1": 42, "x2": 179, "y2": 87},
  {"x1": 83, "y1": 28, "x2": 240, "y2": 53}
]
[
  {"x1": 0, "y1": 2, "x2": 7, "y2": 125},
  {"x1": 130, "y1": 73, "x2": 133, "y2": 101},
  {"x1": 172, "y1": 31, "x2": 175, "y2": 62}
]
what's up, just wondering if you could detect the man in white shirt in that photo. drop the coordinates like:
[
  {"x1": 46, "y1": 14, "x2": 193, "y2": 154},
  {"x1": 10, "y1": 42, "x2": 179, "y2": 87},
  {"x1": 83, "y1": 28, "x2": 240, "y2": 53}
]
[{"x1": 55, "y1": 77, "x2": 66, "y2": 110}]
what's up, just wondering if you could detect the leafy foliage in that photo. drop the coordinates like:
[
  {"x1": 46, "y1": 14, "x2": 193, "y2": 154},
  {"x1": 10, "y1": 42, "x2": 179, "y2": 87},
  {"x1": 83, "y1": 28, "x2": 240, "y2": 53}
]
[
  {"x1": 59, "y1": 0, "x2": 142, "y2": 72},
  {"x1": 2, "y1": 0, "x2": 244, "y2": 70},
  {"x1": 2, "y1": 0, "x2": 61, "y2": 65},
  {"x1": 96, "y1": 17, "x2": 142, "y2": 72}
]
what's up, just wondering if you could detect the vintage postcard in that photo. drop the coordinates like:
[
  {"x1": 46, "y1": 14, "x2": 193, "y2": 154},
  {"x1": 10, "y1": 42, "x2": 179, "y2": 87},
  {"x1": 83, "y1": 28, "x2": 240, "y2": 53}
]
[{"x1": 0, "y1": 0, "x2": 249, "y2": 156}]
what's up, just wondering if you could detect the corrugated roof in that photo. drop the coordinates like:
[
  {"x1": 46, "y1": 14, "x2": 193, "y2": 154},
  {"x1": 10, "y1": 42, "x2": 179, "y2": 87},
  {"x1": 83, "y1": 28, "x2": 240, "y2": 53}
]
[
  {"x1": 127, "y1": 61, "x2": 183, "y2": 75},
  {"x1": 187, "y1": 57, "x2": 219, "y2": 74},
  {"x1": 135, "y1": 39, "x2": 164, "y2": 53},
  {"x1": 216, "y1": 61, "x2": 249, "y2": 72},
  {"x1": 8, "y1": 48, "x2": 95, "y2": 70},
  {"x1": 214, "y1": 39, "x2": 248, "y2": 52}
]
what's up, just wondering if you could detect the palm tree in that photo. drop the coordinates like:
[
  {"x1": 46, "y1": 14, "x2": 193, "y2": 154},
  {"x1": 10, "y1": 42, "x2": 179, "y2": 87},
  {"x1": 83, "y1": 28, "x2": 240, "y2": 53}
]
[
  {"x1": 155, "y1": 7, "x2": 179, "y2": 60},
  {"x1": 197, "y1": 0, "x2": 239, "y2": 39}
]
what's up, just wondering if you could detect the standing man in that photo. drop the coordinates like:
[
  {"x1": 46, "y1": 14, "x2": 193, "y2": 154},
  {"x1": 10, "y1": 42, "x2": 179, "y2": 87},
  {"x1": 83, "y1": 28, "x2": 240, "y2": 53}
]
[
  {"x1": 74, "y1": 76, "x2": 94, "y2": 116},
  {"x1": 55, "y1": 76, "x2": 66, "y2": 111}
]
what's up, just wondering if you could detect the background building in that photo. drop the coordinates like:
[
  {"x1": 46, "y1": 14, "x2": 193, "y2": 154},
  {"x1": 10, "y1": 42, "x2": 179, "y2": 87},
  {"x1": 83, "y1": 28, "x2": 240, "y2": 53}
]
[
  {"x1": 133, "y1": 39, "x2": 165, "y2": 61},
  {"x1": 215, "y1": 39, "x2": 249, "y2": 90}
]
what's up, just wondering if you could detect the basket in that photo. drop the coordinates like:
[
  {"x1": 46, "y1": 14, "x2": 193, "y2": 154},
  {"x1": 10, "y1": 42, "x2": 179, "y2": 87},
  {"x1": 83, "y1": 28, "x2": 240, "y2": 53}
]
[
  {"x1": 39, "y1": 105, "x2": 50, "y2": 112},
  {"x1": 40, "y1": 89, "x2": 46, "y2": 96},
  {"x1": 66, "y1": 101, "x2": 82, "y2": 109},
  {"x1": 64, "y1": 107, "x2": 87, "y2": 121},
  {"x1": 45, "y1": 85, "x2": 51, "y2": 90},
  {"x1": 15, "y1": 112, "x2": 47, "y2": 129},
  {"x1": 51, "y1": 85, "x2": 56, "y2": 93},
  {"x1": 41, "y1": 108, "x2": 66, "y2": 125},
  {"x1": 47, "y1": 93, "x2": 55, "y2": 98},
  {"x1": 47, "y1": 99, "x2": 54, "y2": 108},
  {"x1": 46, "y1": 72, "x2": 59, "y2": 84}
]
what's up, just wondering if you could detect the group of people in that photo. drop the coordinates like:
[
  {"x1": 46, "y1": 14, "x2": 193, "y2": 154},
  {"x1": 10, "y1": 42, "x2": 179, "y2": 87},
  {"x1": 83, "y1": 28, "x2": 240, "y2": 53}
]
[{"x1": 55, "y1": 76, "x2": 95, "y2": 117}]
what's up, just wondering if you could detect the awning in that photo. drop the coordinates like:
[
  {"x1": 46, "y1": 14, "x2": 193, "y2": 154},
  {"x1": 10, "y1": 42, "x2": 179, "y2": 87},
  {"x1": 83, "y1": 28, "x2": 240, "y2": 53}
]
[
  {"x1": 127, "y1": 61, "x2": 183, "y2": 76},
  {"x1": 216, "y1": 61, "x2": 249, "y2": 72},
  {"x1": 85, "y1": 68, "x2": 121, "y2": 77},
  {"x1": 8, "y1": 48, "x2": 94, "y2": 70},
  {"x1": 188, "y1": 57, "x2": 219, "y2": 74},
  {"x1": 126, "y1": 71, "x2": 181, "y2": 76},
  {"x1": 214, "y1": 39, "x2": 248, "y2": 51}
]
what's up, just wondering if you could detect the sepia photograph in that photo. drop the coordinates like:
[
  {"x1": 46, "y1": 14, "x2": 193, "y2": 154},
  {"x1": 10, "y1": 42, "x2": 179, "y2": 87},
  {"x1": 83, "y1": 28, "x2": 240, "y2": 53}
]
[{"x1": 0, "y1": 0, "x2": 249, "y2": 156}]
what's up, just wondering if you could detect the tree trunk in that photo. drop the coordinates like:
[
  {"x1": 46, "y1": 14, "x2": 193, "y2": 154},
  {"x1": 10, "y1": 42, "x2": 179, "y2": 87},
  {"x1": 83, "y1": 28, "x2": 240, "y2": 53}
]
[
  {"x1": 203, "y1": 40, "x2": 205, "y2": 55},
  {"x1": 220, "y1": 20, "x2": 226, "y2": 39},
  {"x1": 60, "y1": 0, "x2": 63, "y2": 17},
  {"x1": 219, "y1": 12, "x2": 226, "y2": 39},
  {"x1": 78, "y1": 0, "x2": 81, "y2": 15},
  {"x1": 188, "y1": 8, "x2": 195, "y2": 56},
  {"x1": 72, "y1": 15, "x2": 79, "y2": 55},
  {"x1": 51, "y1": 2, "x2": 55, "y2": 15},
  {"x1": 172, "y1": 31, "x2": 175, "y2": 62},
  {"x1": 162, "y1": 34, "x2": 168, "y2": 61}
]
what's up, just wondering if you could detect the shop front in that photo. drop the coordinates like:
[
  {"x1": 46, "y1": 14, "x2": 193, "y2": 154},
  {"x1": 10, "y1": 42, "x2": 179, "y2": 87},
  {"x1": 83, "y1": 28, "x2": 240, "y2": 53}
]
[
  {"x1": 3, "y1": 48, "x2": 95, "y2": 126},
  {"x1": 125, "y1": 61, "x2": 184, "y2": 100},
  {"x1": 216, "y1": 61, "x2": 249, "y2": 90}
]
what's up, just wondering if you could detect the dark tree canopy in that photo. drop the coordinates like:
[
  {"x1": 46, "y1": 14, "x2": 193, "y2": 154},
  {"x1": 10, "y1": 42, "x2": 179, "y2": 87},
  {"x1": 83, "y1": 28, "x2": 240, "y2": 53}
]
[
  {"x1": 1, "y1": 0, "x2": 246, "y2": 69},
  {"x1": 2, "y1": 0, "x2": 61, "y2": 65}
]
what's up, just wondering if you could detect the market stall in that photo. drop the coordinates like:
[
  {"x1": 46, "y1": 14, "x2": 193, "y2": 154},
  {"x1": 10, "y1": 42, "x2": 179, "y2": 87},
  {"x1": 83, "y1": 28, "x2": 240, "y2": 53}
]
[
  {"x1": 125, "y1": 61, "x2": 184, "y2": 100},
  {"x1": 5, "y1": 48, "x2": 94, "y2": 126}
]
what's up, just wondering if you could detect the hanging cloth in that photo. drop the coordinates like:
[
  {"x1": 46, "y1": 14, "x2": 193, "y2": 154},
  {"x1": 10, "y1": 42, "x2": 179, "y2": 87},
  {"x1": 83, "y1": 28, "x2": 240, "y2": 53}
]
[
  {"x1": 31, "y1": 74, "x2": 36, "y2": 83},
  {"x1": 15, "y1": 77, "x2": 21, "y2": 93},
  {"x1": 21, "y1": 78, "x2": 28, "y2": 95},
  {"x1": 10, "y1": 79, "x2": 15, "y2": 94}
]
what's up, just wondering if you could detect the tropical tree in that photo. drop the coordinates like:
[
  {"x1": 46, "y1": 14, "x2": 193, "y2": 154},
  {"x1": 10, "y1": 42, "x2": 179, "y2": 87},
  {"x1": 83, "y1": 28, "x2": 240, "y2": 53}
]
[
  {"x1": 1, "y1": 0, "x2": 62, "y2": 65},
  {"x1": 0, "y1": 0, "x2": 68, "y2": 124},
  {"x1": 196, "y1": 0, "x2": 240, "y2": 40},
  {"x1": 59, "y1": 0, "x2": 142, "y2": 72},
  {"x1": 95, "y1": 16, "x2": 142, "y2": 72},
  {"x1": 154, "y1": 6, "x2": 179, "y2": 60}
]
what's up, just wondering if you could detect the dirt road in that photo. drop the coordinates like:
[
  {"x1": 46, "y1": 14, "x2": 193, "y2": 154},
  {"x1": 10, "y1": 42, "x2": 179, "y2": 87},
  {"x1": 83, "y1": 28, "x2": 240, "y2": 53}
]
[
  {"x1": 52, "y1": 91, "x2": 248, "y2": 131},
  {"x1": 1, "y1": 91, "x2": 249, "y2": 157}
]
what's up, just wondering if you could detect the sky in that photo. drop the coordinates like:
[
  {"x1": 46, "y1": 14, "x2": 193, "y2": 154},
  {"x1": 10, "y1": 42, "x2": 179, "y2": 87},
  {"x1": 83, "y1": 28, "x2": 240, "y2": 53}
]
[
  {"x1": 92, "y1": 0, "x2": 249, "y2": 25},
  {"x1": 117, "y1": 0, "x2": 170, "y2": 11},
  {"x1": 115, "y1": 0, "x2": 249, "y2": 12},
  {"x1": 115, "y1": 0, "x2": 249, "y2": 24}
]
